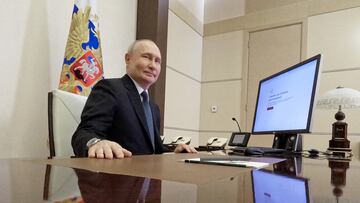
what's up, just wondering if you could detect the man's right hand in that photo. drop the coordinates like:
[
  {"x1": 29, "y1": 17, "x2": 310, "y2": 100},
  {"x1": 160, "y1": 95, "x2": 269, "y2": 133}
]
[{"x1": 88, "y1": 140, "x2": 132, "y2": 159}]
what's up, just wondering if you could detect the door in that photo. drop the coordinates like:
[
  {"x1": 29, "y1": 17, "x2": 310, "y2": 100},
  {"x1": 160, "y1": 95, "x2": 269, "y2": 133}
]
[{"x1": 244, "y1": 23, "x2": 303, "y2": 133}]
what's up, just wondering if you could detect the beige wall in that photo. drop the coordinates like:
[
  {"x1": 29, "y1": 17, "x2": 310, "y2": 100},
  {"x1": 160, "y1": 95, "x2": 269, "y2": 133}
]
[
  {"x1": 175, "y1": 0, "x2": 204, "y2": 23},
  {"x1": 0, "y1": 0, "x2": 137, "y2": 158},
  {"x1": 245, "y1": 0, "x2": 304, "y2": 14},
  {"x1": 201, "y1": 1, "x2": 360, "y2": 153},
  {"x1": 204, "y1": 0, "x2": 245, "y2": 23},
  {"x1": 164, "y1": 3, "x2": 203, "y2": 146},
  {"x1": 307, "y1": 7, "x2": 360, "y2": 154},
  {"x1": 200, "y1": 31, "x2": 244, "y2": 144}
]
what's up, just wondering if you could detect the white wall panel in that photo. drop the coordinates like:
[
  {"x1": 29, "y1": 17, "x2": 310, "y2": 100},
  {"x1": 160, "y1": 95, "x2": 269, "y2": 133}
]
[
  {"x1": 167, "y1": 11, "x2": 203, "y2": 81},
  {"x1": 164, "y1": 68, "x2": 201, "y2": 131},
  {"x1": 200, "y1": 30, "x2": 244, "y2": 144},
  {"x1": 200, "y1": 81, "x2": 241, "y2": 131},
  {"x1": 165, "y1": 8, "x2": 203, "y2": 145},
  {"x1": 0, "y1": 0, "x2": 49, "y2": 157},
  {"x1": 308, "y1": 7, "x2": 360, "y2": 134},
  {"x1": 308, "y1": 7, "x2": 360, "y2": 70},
  {"x1": 98, "y1": 0, "x2": 137, "y2": 78},
  {"x1": 202, "y1": 31, "x2": 244, "y2": 81},
  {"x1": 0, "y1": 0, "x2": 137, "y2": 158},
  {"x1": 306, "y1": 7, "x2": 360, "y2": 152}
]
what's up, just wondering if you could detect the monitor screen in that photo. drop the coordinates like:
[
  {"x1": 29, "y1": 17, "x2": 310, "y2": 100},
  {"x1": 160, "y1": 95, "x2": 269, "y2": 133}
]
[
  {"x1": 252, "y1": 169, "x2": 309, "y2": 203},
  {"x1": 252, "y1": 54, "x2": 321, "y2": 134}
]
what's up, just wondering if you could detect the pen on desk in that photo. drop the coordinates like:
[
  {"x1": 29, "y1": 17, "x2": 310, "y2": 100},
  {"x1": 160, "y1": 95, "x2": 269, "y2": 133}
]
[
  {"x1": 184, "y1": 159, "x2": 248, "y2": 168},
  {"x1": 210, "y1": 162, "x2": 248, "y2": 168}
]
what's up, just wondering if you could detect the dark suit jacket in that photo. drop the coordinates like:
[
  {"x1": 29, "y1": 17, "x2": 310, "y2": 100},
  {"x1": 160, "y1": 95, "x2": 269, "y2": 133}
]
[{"x1": 72, "y1": 74, "x2": 165, "y2": 157}]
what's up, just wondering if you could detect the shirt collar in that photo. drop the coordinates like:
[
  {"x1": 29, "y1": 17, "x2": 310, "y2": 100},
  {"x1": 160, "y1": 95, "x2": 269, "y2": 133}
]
[{"x1": 128, "y1": 75, "x2": 147, "y2": 95}]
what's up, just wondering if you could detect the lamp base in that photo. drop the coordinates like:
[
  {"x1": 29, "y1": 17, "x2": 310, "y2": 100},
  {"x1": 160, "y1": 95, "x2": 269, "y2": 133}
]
[
  {"x1": 329, "y1": 139, "x2": 350, "y2": 149},
  {"x1": 327, "y1": 147, "x2": 352, "y2": 152},
  {"x1": 329, "y1": 121, "x2": 351, "y2": 151},
  {"x1": 327, "y1": 147, "x2": 352, "y2": 157}
]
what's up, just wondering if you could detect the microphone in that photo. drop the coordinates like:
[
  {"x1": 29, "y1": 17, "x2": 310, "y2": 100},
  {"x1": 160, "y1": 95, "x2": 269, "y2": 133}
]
[
  {"x1": 230, "y1": 118, "x2": 251, "y2": 148},
  {"x1": 232, "y1": 117, "x2": 242, "y2": 132}
]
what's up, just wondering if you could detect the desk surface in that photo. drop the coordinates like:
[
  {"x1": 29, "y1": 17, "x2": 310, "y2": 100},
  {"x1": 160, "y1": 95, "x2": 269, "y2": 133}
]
[{"x1": 2, "y1": 152, "x2": 360, "y2": 203}]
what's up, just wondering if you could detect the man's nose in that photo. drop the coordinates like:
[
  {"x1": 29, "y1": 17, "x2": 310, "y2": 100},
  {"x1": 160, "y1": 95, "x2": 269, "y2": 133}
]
[{"x1": 148, "y1": 59, "x2": 156, "y2": 69}]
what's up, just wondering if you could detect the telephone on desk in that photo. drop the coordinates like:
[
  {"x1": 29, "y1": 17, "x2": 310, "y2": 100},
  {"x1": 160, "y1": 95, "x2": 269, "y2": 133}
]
[
  {"x1": 163, "y1": 136, "x2": 192, "y2": 151},
  {"x1": 171, "y1": 136, "x2": 191, "y2": 145},
  {"x1": 207, "y1": 137, "x2": 227, "y2": 148},
  {"x1": 197, "y1": 137, "x2": 228, "y2": 151}
]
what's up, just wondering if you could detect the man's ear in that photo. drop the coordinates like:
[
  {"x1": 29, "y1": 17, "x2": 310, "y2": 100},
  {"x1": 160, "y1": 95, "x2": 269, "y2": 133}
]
[{"x1": 125, "y1": 53, "x2": 130, "y2": 64}]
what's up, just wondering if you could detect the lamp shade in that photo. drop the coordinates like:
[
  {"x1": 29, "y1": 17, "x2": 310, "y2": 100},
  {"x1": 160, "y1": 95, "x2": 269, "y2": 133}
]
[{"x1": 316, "y1": 87, "x2": 360, "y2": 109}]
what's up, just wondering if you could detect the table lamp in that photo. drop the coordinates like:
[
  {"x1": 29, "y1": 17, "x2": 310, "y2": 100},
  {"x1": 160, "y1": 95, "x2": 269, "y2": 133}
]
[{"x1": 316, "y1": 86, "x2": 360, "y2": 154}]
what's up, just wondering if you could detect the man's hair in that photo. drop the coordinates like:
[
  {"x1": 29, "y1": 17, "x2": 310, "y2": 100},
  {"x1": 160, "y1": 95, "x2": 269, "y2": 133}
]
[{"x1": 127, "y1": 39, "x2": 157, "y2": 54}]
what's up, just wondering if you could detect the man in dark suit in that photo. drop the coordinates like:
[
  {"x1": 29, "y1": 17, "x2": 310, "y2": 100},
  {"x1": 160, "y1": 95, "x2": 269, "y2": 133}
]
[{"x1": 72, "y1": 39, "x2": 197, "y2": 159}]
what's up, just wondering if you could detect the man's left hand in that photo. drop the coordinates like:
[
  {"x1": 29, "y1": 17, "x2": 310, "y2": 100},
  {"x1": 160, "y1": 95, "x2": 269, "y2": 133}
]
[{"x1": 174, "y1": 144, "x2": 198, "y2": 153}]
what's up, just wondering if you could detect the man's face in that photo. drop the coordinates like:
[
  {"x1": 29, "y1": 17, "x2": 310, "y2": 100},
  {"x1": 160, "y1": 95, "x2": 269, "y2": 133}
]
[{"x1": 125, "y1": 41, "x2": 162, "y2": 89}]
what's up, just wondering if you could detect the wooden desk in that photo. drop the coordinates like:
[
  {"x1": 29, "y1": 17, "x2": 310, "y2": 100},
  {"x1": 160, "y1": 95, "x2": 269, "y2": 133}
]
[
  {"x1": 2, "y1": 152, "x2": 360, "y2": 202},
  {"x1": 34, "y1": 153, "x2": 284, "y2": 184}
]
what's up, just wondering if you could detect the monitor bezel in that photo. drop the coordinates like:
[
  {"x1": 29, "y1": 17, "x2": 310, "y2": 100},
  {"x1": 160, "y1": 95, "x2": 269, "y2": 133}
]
[{"x1": 251, "y1": 54, "x2": 321, "y2": 135}]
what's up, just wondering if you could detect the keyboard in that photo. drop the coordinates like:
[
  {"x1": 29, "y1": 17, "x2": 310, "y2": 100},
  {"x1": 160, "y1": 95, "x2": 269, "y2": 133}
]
[
  {"x1": 232, "y1": 147, "x2": 286, "y2": 154},
  {"x1": 252, "y1": 147, "x2": 286, "y2": 154},
  {"x1": 196, "y1": 145, "x2": 224, "y2": 151}
]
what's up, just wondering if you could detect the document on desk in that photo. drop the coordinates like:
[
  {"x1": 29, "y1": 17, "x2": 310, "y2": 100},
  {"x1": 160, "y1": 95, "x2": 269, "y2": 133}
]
[{"x1": 184, "y1": 158, "x2": 269, "y2": 169}]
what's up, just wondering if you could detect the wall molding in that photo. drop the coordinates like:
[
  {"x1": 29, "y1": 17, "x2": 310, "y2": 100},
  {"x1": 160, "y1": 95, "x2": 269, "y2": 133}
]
[
  {"x1": 204, "y1": 0, "x2": 360, "y2": 36},
  {"x1": 165, "y1": 126, "x2": 233, "y2": 133},
  {"x1": 202, "y1": 78, "x2": 242, "y2": 84},
  {"x1": 322, "y1": 66, "x2": 360, "y2": 74},
  {"x1": 167, "y1": 65, "x2": 201, "y2": 83},
  {"x1": 165, "y1": 126, "x2": 360, "y2": 136},
  {"x1": 169, "y1": 0, "x2": 203, "y2": 36},
  {"x1": 311, "y1": 131, "x2": 360, "y2": 136},
  {"x1": 168, "y1": 65, "x2": 243, "y2": 85},
  {"x1": 199, "y1": 130, "x2": 233, "y2": 133},
  {"x1": 164, "y1": 126, "x2": 199, "y2": 132}
]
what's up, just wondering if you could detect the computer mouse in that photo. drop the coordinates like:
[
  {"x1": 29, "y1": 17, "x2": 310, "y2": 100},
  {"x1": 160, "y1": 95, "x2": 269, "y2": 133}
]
[{"x1": 244, "y1": 148, "x2": 264, "y2": 156}]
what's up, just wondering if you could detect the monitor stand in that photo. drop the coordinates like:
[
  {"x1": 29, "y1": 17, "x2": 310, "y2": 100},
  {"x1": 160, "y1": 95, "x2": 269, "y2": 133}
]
[
  {"x1": 272, "y1": 133, "x2": 303, "y2": 152},
  {"x1": 273, "y1": 156, "x2": 302, "y2": 176}
]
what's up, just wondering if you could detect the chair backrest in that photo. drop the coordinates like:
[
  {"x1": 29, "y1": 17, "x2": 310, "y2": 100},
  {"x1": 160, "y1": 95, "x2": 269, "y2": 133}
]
[{"x1": 48, "y1": 89, "x2": 87, "y2": 157}]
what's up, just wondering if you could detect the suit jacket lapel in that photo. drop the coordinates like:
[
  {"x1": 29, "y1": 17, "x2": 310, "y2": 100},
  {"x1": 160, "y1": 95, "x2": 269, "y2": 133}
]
[{"x1": 122, "y1": 75, "x2": 152, "y2": 143}]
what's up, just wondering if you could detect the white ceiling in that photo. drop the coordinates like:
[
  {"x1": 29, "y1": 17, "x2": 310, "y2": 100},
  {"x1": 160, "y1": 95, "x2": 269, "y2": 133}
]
[
  {"x1": 176, "y1": 0, "x2": 205, "y2": 23},
  {"x1": 204, "y1": 0, "x2": 246, "y2": 24},
  {"x1": 175, "y1": 0, "x2": 246, "y2": 24},
  {"x1": 176, "y1": 0, "x2": 309, "y2": 24}
]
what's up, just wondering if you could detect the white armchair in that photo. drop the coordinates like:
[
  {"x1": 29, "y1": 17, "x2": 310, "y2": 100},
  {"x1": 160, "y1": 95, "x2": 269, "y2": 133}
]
[{"x1": 48, "y1": 89, "x2": 87, "y2": 157}]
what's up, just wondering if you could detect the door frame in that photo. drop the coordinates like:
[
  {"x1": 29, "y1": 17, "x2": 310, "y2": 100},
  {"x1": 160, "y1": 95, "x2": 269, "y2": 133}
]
[{"x1": 240, "y1": 19, "x2": 308, "y2": 131}]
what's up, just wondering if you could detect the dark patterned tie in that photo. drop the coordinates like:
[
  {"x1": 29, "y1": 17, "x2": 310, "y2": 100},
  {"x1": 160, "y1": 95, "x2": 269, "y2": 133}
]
[{"x1": 141, "y1": 91, "x2": 155, "y2": 149}]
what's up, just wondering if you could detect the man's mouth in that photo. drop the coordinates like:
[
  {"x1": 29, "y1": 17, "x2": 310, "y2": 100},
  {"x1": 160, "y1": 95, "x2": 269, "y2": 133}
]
[{"x1": 144, "y1": 71, "x2": 155, "y2": 77}]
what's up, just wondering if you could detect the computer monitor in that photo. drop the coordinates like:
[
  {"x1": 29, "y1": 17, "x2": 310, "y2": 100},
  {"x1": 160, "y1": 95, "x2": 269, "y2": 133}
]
[
  {"x1": 252, "y1": 54, "x2": 321, "y2": 150},
  {"x1": 252, "y1": 169, "x2": 309, "y2": 203}
]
